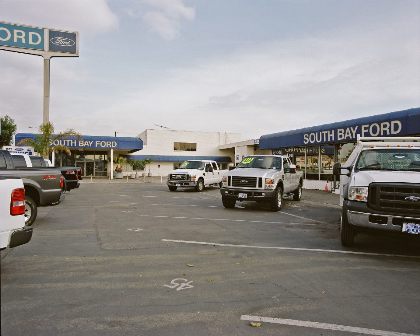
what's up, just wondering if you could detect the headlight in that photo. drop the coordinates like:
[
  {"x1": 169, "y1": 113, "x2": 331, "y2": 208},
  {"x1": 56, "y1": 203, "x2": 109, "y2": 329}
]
[
  {"x1": 349, "y1": 187, "x2": 368, "y2": 202},
  {"x1": 222, "y1": 176, "x2": 228, "y2": 182},
  {"x1": 265, "y1": 178, "x2": 275, "y2": 189}
]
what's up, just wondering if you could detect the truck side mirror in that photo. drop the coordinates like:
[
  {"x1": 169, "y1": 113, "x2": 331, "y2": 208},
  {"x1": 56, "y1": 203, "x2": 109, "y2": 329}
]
[
  {"x1": 333, "y1": 162, "x2": 341, "y2": 177},
  {"x1": 333, "y1": 162, "x2": 351, "y2": 177}
]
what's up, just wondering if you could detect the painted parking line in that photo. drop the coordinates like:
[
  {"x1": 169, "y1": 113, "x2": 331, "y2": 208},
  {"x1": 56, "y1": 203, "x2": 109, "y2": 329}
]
[
  {"x1": 151, "y1": 203, "x2": 199, "y2": 207},
  {"x1": 240, "y1": 315, "x2": 419, "y2": 336},
  {"x1": 136, "y1": 214, "x2": 314, "y2": 226},
  {"x1": 161, "y1": 239, "x2": 420, "y2": 259},
  {"x1": 281, "y1": 211, "x2": 323, "y2": 223}
]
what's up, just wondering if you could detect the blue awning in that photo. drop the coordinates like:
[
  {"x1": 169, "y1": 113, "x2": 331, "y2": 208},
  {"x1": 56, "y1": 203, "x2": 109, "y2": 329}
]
[
  {"x1": 259, "y1": 107, "x2": 420, "y2": 149},
  {"x1": 128, "y1": 155, "x2": 232, "y2": 163},
  {"x1": 15, "y1": 133, "x2": 143, "y2": 153}
]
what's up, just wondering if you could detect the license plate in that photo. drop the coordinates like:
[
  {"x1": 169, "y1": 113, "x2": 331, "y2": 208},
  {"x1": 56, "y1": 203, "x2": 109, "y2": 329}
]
[
  {"x1": 238, "y1": 193, "x2": 248, "y2": 199},
  {"x1": 402, "y1": 223, "x2": 420, "y2": 235}
]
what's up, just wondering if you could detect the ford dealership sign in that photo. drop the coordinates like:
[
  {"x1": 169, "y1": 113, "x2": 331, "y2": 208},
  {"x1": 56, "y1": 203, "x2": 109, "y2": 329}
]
[{"x1": 0, "y1": 21, "x2": 78, "y2": 57}]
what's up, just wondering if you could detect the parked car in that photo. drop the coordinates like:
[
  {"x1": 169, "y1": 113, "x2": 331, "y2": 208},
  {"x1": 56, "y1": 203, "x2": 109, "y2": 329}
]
[
  {"x1": 221, "y1": 155, "x2": 303, "y2": 211},
  {"x1": 167, "y1": 160, "x2": 226, "y2": 192},
  {"x1": 0, "y1": 176, "x2": 33, "y2": 250},
  {"x1": 0, "y1": 150, "x2": 64, "y2": 225},
  {"x1": 334, "y1": 137, "x2": 420, "y2": 246}
]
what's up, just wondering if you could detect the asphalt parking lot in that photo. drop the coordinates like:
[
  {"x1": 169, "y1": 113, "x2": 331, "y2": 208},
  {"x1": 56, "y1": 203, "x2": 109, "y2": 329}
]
[{"x1": 1, "y1": 182, "x2": 420, "y2": 336}]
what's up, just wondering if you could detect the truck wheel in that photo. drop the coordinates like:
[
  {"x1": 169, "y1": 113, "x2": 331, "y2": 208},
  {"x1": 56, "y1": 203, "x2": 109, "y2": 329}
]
[
  {"x1": 168, "y1": 186, "x2": 177, "y2": 192},
  {"x1": 340, "y1": 207, "x2": 355, "y2": 247},
  {"x1": 196, "y1": 178, "x2": 204, "y2": 192},
  {"x1": 24, "y1": 196, "x2": 38, "y2": 226},
  {"x1": 222, "y1": 196, "x2": 236, "y2": 208},
  {"x1": 293, "y1": 183, "x2": 302, "y2": 201},
  {"x1": 270, "y1": 186, "x2": 283, "y2": 211}
]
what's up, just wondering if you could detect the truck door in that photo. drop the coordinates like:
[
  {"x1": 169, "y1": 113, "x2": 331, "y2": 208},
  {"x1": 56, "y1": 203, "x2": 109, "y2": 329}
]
[
  {"x1": 211, "y1": 162, "x2": 220, "y2": 183},
  {"x1": 283, "y1": 157, "x2": 294, "y2": 193},
  {"x1": 204, "y1": 163, "x2": 215, "y2": 185}
]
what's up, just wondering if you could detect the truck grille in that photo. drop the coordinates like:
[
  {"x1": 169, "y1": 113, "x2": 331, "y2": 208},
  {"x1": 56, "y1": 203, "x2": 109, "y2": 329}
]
[
  {"x1": 231, "y1": 176, "x2": 258, "y2": 188},
  {"x1": 170, "y1": 174, "x2": 189, "y2": 181},
  {"x1": 368, "y1": 183, "x2": 420, "y2": 216}
]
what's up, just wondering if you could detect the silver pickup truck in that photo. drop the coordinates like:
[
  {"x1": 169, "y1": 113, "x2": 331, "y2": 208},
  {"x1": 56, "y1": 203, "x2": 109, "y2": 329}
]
[
  {"x1": 220, "y1": 155, "x2": 303, "y2": 211},
  {"x1": 0, "y1": 150, "x2": 64, "y2": 225}
]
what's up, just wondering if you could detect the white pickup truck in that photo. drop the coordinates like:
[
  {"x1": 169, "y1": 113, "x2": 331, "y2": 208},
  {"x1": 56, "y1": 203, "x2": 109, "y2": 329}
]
[
  {"x1": 334, "y1": 137, "x2": 420, "y2": 246},
  {"x1": 220, "y1": 155, "x2": 303, "y2": 211},
  {"x1": 0, "y1": 176, "x2": 33, "y2": 250},
  {"x1": 167, "y1": 160, "x2": 225, "y2": 192}
]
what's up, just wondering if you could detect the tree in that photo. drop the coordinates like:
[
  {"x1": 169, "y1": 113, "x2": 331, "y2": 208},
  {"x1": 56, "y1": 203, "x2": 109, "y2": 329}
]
[
  {"x1": 0, "y1": 115, "x2": 17, "y2": 147},
  {"x1": 127, "y1": 158, "x2": 152, "y2": 177},
  {"x1": 18, "y1": 122, "x2": 79, "y2": 159}
]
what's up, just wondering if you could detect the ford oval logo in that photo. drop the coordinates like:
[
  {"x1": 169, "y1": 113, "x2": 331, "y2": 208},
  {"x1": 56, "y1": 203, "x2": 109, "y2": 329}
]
[
  {"x1": 50, "y1": 36, "x2": 76, "y2": 47},
  {"x1": 240, "y1": 179, "x2": 248, "y2": 183},
  {"x1": 405, "y1": 196, "x2": 420, "y2": 202}
]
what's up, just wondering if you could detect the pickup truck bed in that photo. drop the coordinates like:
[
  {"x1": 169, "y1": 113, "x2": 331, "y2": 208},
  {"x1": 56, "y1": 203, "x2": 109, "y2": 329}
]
[
  {"x1": 0, "y1": 176, "x2": 33, "y2": 250},
  {"x1": 0, "y1": 150, "x2": 64, "y2": 225}
]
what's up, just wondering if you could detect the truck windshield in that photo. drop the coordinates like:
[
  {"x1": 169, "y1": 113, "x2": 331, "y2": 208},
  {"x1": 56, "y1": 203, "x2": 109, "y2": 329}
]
[
  {"x1": 179, "y1": 161, "x2": 205, "y2": 169},
  {"x1": 237, "y1": 156, "x2": 280, "y2": 169},
  {"x1": 355, "y1": 149, "x2": 420, "y2": 172}
]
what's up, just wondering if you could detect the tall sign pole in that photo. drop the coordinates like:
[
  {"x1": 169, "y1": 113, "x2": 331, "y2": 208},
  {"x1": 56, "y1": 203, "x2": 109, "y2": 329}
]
[
  {"x1": 0, "y1": 21, "x2": 79, "y2": 125},
  {"x1": 43, "y1": 58, "x2": 50, "y2": 124}
]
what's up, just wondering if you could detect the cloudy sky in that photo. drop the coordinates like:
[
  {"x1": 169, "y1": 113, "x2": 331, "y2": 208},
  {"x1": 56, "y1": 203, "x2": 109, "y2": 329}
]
[{"x1": 1, "y1": 0, "x2": 419, "y2": 139}]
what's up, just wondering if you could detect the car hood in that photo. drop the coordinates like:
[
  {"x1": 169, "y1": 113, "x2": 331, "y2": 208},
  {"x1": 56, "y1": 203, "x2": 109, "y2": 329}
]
[
  {"x1": 353, "y1": 170, "x2": 420, "y2": 186},
  {"x1": 227, "y1": 168, "x2": 276, "y2": 178}
]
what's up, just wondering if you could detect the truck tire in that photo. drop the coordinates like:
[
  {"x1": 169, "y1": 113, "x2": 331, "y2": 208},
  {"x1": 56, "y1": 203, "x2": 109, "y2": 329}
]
[
  {"x1": 24, "y1": 196, "x2": 37, "y2": 226},
  {"x1": 270, "y1": 186, "x2": 283, "y2": 211},
  {"x1": 222, "y1": 196, "x2": 236, "y2": 209},
  {"x1": 168, "y1": 186, "x2": 177, "y2": 192},
  {"x1": 340, "y1": 207, "x2": 355, "y2": 247},
  {"x1": 196, "y1": 178, "x2": 204, "y2": 192},
  {"x1": 293, "y1": 183, "x2": 303, "y2": 201}
]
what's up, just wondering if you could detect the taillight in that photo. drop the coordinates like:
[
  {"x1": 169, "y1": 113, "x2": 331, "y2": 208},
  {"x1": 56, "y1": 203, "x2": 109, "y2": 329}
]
[
  {"x1": 60, "y1": 176, "x2": 65, "y2": 189},
  {"x1": 11, "y1": 188, "x2": 25, "y2": 216}
]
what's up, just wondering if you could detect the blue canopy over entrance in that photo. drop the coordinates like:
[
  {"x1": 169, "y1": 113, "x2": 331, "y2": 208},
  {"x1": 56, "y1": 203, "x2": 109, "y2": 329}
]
[{"x1": 259, "y1": 108, "x2": 420, "y2": 149}]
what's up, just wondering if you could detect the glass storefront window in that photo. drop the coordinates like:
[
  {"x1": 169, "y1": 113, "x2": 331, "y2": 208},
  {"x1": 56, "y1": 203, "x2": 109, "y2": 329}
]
[{"x1": 56, "y1": 151, "x2": 109, "y2": 177}]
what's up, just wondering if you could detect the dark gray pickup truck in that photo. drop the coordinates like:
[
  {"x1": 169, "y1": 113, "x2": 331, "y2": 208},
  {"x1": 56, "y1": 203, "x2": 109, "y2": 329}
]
[{"x1": 0, "y1": 150, "x2": 64, "y2": 225}]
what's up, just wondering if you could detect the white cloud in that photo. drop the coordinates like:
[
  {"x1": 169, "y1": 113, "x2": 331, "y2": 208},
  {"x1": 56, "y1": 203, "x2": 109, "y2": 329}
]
[
  {"x1": 128, "y1": 0, "x2": 195, "y2": 40},
  {"x1": 0, "y1": 0, "x2": 118, "y2": 35},
  {"x1": 89, "y1": 22, "x2": 420, "y2": 138}
]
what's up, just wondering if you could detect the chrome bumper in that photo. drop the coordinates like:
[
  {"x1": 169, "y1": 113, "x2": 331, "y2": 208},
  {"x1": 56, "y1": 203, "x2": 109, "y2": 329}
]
[
  {"x1": 167, "y1": 180, "x2": 196, "y2": 187},
  {"x1": 347, "y1": 210, "x2": 419, "y2": 232}
]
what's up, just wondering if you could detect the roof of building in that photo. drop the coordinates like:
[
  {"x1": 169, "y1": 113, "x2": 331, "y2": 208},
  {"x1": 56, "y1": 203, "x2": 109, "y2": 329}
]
[
  {"x1": 15, "y1": 133, "x2": 143, "y2": 152},
  {"x1": 128, "y1": 155, "x2": 232, "y2": 163},
  {"x1": 259, "y1": 107, "x2": 420, "y2": 149}
]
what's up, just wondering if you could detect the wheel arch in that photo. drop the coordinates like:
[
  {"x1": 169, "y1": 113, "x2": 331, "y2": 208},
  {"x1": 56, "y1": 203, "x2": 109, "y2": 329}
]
[{"x1": 24, "y1": 185, "x2": 40, "y2": 205}]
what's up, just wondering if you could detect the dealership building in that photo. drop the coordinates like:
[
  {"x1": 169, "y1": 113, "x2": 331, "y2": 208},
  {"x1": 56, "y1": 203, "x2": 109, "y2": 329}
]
[
  {"x1": 15, "y1": 107, "x2": 420, "y2": 186},
  {"x1": 258, "y1": 107, "x2": 420, "y2": 189}
]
